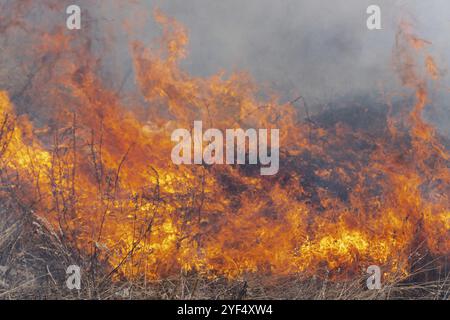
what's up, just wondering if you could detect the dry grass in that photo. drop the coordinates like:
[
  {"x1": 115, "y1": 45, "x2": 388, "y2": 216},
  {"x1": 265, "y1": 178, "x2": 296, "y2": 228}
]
[
  {"x1": 0, "y1": 205, "x2": 448, "y2": 300},
  {"x1": 0, "y1": 106, "x2": 448, "y2": 301}
]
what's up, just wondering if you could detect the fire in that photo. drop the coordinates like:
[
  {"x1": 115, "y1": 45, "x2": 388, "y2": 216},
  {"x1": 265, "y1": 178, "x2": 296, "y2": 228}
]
[
  {"x1": 426, "y1": 56, "x2": 439, "y2": 80},
  {"x1": 0, "y1": 8, "x2": 448, "y2": 282}
]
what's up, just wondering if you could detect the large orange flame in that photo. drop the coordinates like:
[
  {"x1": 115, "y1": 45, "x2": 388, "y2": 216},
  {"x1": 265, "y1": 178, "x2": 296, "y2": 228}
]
[{"x1": 0, "y1": 9, "x2": 448, "y2": 281}]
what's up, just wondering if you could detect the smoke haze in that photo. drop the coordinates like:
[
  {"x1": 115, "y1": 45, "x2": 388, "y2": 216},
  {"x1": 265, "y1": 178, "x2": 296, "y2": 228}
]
[
  {"x1": 1, "y1": 0, "x2": 449, "y2": 132},
  {"x1": 149, "y1": 0, "x2": 450, "y2": 103}
]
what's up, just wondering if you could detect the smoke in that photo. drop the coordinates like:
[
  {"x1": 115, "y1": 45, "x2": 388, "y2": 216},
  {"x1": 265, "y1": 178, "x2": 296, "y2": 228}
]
[
  {"x1": 116, "y1": 0, "x2": 450, "y2": 132},
  {"x1": 1, "y1": 0, "x2": 449, "y2": 132},
  {"x1": 151, "y1": 0, "x2": 395, "y2": 102},
  {"x1": 145, "y1": 0, "x2": 448, "y2": 104}
]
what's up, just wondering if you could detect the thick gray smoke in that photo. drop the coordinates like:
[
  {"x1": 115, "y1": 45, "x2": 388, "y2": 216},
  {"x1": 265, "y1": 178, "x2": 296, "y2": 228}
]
[
  {"x1": 1, "y1": 0, "x2": 449, "y2": 133},
  {"x1": 88, "y1": 1, "x2": 450, "y2": 101},
  {"x1": 137, "y1": 0, "x2": 448, "y2": 135},
  {"x1": 147, "y1": 0, "x2": 450, "y2": 104}
]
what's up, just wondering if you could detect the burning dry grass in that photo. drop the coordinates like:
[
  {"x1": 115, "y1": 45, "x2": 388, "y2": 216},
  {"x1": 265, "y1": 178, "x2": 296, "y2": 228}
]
[
  {"x1": 0, "y1": 103, "x2": 448, "y2": 300},
  {"x1": 0, "y1": 2, "x2": 448, "y2": 299},
  {"x1": 0, "y1": 214, "x2": 448, "y2": 300}
]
